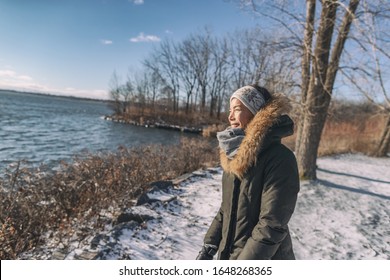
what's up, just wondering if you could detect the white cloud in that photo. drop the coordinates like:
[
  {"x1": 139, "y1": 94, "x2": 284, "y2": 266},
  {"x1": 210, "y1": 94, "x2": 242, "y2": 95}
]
[
  {"x1": 130, "y1": 32, "x2": 161, "y2": 43},
  {"x1": 0, "y1": 70, "x2": 17, "y2": 77},
  {"x1": 0, "y1": 70, "x2": 50, "y2": 93},
  {"x1": 0, "y1": 69, "x2": 109, "y2": 100},
  {"x1": 132, "y1": 0, "x2": 144, "y2": 5},
  {"x1": 0, "y1": 70, "x2": 33, "y2": 82},
  {"x1": 101, "y1": 39, "x2": 113, "y2": 45},
  {"x1": 18, "y1": 75, "x2": 34, "y2": 81}
]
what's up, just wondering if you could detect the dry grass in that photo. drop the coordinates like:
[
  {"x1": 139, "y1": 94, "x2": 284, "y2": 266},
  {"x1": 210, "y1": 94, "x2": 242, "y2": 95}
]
[
  {"x1": 318, "y1": 100, "x2": 383, "y2": 156},
  {"x1": 285, "y1": 114, "x2": 385, "y2": 156},
  {"x1": 120, "y1": 105, "x2": 226, "y2": 128},
  {"x1": 279, "y1": 99, "x2": 385, "y2": 155},
  {"x1": 318, "y1": 115, "x2": 382, "y2": 156},
  {"x1": 0, "y1": 138, "x2": 219, "y2": 259},
  {"x1": 202, "y1": 123, "x2": 228, "y2": 137}
]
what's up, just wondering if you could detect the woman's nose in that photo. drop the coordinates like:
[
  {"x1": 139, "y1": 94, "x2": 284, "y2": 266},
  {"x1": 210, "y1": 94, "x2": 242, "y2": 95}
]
[{"x1": 228, "y1": 111, "x2": 234, "y2": 121}]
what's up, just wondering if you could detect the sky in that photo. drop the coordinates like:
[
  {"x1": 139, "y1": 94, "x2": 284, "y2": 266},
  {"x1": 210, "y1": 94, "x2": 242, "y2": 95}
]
[{"x1": 0, "y1": 0, "x2": 262, "y2": 100}]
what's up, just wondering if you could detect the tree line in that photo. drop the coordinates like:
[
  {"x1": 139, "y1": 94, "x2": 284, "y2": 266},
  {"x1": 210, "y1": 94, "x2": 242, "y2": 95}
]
[
  {"x1": 110, "y1": 0, "x2": 390, "y2": 180},
  {"x1": 109, "y1": 27, "x2": 299, "y2": 119}
]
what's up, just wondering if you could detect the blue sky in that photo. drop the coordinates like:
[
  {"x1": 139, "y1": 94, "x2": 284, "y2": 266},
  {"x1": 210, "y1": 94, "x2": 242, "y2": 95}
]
[{"x1": 0, "y1": 0, "x2": 262, "y2": 99}]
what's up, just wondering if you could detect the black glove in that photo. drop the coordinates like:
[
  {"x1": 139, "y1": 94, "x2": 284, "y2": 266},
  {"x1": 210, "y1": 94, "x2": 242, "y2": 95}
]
[{"x1": 196, "y1": 244, "x2": 218, "y2": 260}]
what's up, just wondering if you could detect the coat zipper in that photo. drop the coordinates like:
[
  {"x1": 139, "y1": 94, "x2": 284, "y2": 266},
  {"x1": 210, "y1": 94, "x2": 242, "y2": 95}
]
[{"x1": 225, "y1": 177, "x2": 241, "y2": 258}]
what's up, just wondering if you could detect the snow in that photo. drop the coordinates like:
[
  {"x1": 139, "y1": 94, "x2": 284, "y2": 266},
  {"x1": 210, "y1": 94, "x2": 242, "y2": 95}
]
[
  {"x1": 290, "y1": 154, "x2": 390, "y2": 260},
  {"x1": 62, "y1": 154, "x2": 389, "y2": 260}
]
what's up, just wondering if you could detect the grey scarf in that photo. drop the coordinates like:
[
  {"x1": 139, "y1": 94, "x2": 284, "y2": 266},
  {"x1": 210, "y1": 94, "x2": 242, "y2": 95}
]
[{"x1": 217, "y1": 127, "x2": 245, "y2": 159}]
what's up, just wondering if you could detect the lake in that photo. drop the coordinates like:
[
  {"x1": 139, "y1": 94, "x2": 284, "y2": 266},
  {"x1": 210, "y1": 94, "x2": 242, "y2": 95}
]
[{"x1": 0, "y1": 90, "x2": 193, "y2": 171}]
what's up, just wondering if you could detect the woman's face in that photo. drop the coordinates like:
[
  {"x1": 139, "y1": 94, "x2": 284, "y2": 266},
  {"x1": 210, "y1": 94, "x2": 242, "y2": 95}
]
[{"x1": 228, "y1": 98, "x2": 254, "y2": 129}]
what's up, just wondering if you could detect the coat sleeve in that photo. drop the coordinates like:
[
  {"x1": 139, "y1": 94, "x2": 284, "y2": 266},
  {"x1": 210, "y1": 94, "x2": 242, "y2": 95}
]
[
  {"x1": 237, "y1": 148, "x2": 299, "y2": 260},
  {"x1": 203, "y1": 203, "x2": 223, "y2": 247}
]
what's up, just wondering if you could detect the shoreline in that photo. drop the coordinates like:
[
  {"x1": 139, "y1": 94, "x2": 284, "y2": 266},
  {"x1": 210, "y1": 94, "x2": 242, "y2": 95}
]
[{"x1": 103, "y1": 115, "x2": 204, "y2": 134}]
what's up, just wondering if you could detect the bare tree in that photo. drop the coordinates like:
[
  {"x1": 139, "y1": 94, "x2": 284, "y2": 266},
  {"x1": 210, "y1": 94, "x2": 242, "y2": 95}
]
[
  {"x1": 182, "y1": 30, "x2": 213, "y2": 111},
  {"x1": 177, "y1": 39, "x2": 199, "y2": 113},
  {"x1": 340, "y1": 0, "x2": 390, "y2": 156},
  {"x1": 147, "y1": 68, "x2": 163, "y2": 111},
  {"x1": 108, "y1": 71, "x2": 122, "y2": 114},
  {"x1": 108, "y1": 71, "x2": 132, "y2": 114},
  {"x1": 226, "y1": 28, "x2": 299, "y2": 96},
  {"x1": 296, "y1": 0, "x2": 361, "y2": 180},
  {"x1": 144, "y1": 40, "x2": 180, "y2": 112},
  {"x1": 133, "y1": 72, "x2": 150, "y2": 115},
  {"x1": 238, "y1": 0, "x2": 367, "y2": 179},
  {"x1": 213, "y1": 38, "x2": 233, "y2": 118},
  {"x1": 207, "y1": 36, "x2": 232, "y2": 117},
  {"x1": 294, "y1": 0, "x2": 316, "y2": 155},
  {"x1": 228, "y1": 29, "x2": 266, "y2": 89}
]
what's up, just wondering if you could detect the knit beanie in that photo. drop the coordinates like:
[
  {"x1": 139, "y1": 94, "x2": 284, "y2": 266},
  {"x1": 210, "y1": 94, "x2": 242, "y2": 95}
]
[{"x1": 230, "y1": 85, "x2": 271, "y2": 115}]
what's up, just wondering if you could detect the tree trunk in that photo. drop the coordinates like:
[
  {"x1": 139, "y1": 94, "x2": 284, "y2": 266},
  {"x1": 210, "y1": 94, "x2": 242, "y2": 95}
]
[
  {"x1": 297, "y1": 91, "x2": 331, "y2": 179},
  {"x1": 374, "y1": 114, "x2": 390, "y2": 157},
  {"x1": 296, "y1": 0, "x2": 360, "y2": 180},
  {"x1": 201, "y1": 85, "x2": 207, "y2": 111},
  {"x1": 296, "y1": 0, "x2": 338, "y2": 180},
  {"x1": 295, "y1": 0, "x2": 316, "y2": 157},
  {"x1": 186, "y1": 92, "x2": 191, "y2": 114}
]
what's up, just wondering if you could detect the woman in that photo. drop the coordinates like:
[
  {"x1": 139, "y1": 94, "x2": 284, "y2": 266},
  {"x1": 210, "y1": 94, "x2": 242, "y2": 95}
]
[{"x1": 197, "y1": 84, "x2": 300, "y2": 260}]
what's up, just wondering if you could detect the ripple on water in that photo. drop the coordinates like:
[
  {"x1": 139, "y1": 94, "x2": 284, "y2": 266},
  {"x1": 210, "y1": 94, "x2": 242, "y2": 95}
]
[{"x1": 0, "y1": 90, "x2": 193, "y2": 171}]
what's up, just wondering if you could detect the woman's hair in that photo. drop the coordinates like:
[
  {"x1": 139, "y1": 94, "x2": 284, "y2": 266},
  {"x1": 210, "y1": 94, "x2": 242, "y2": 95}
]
[{"x1": 249, "y1": 84, "x2": 272, "y2": 103}]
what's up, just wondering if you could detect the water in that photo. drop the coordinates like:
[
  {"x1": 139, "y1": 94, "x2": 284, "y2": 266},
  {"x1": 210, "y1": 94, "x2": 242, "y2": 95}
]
[{"x1": 0, "y1": 90, "x2": 192, "y2": 171}]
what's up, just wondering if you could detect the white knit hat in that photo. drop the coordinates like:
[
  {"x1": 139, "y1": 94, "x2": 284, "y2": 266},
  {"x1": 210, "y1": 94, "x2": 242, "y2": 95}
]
[{"x1": 230, "y1": 85, "x2": 267, "y2": 115}]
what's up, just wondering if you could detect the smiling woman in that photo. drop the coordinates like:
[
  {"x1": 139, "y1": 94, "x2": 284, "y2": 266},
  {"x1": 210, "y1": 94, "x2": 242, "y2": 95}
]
[
  {"x1": 197, "y1": 84, "x2": 300, "y2": 260},
  {"x1": 228, "y1": 98, "x2": 253, "y2": 129}
]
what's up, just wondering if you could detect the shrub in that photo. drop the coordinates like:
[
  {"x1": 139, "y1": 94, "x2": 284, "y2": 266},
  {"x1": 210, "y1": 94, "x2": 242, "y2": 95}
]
[{"x1": 0, "y1": 138, "x2": 219, "y2": 259}]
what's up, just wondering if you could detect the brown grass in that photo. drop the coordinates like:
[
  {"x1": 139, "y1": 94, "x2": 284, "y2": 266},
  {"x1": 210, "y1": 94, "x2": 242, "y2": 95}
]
[
  {"x1": 119, "y1": 104, "x2": 226, "y2": 128},
  {"x1": 318, "y1": 115, "x2": 382, "y2": 156},
  {"x1": 284, "y1": 114, "x2": 385, "y2": 156},
  {"x1": 0, "y1": 138, "x2": 219, "y2": 259}
]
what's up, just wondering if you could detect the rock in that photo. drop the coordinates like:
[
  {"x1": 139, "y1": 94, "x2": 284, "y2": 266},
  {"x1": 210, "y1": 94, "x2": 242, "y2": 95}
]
[
  {"x1": 172, "y1": 173, "x2": 193, "y2": 185},
  {"x1": 136, "y1": 180, "x2": 175, "y2": 206},
  {"x1": 111, "y1": 221, "x2": 139, "y2": 240},
  {"x1": 74, "y1": 250, "x2": 98, "y2": 260},
  {"x1": 192, "y1": 170, "x2": 207, "y2": 177},
  {"x1": 150, "y1": 180, "x2": 173, "y2": 192},
  {"x1": 93, "y1": 248, "x2": 132, "y2": 260},
  {"x1": 91, "y1": 234, "x2": 108, "y2": 249},
  {"x1": 136, "y1": 192, "x2": 154, "y2": 206},
  {"x1": 207, "y1": 167, "x2": 220, "y2": 174},
  {"x1": 115, "y1": 206, "x2": 160, "y2": 224},
  {"x1": 51, "y1": 250, "x2": 67, "y2": 260}
]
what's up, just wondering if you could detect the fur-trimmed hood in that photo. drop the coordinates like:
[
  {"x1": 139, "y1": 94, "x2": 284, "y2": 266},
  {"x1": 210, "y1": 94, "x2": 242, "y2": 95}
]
[{"x1": 220, "y1": 93, "x2": 293, "y2": 178}]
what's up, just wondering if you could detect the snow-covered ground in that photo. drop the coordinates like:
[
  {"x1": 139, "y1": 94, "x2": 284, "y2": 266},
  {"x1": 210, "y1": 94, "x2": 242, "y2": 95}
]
[
  {"x1": 290, "y1": 154, "x2": 390, "y2": 260},
  {"x1": 55, "y1": 154, "x2": 390, "y2": 260}
]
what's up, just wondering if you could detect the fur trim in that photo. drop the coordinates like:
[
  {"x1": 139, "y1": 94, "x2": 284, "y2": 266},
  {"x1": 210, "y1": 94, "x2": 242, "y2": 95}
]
[{"x1": 220, "y1": 93, "x2": 292, "y2": 178}]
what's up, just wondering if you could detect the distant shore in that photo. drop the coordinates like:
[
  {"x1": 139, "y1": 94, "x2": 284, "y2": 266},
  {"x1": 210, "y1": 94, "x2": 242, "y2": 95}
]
[{"x1": 0, "y1": 88, "x2": 110, "y2": 103}]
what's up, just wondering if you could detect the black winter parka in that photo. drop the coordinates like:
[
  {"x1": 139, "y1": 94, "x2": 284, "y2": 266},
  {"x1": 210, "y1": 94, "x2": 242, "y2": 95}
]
[{"x1": 203, "y1": 94, "x2": 300, "y2": 260}]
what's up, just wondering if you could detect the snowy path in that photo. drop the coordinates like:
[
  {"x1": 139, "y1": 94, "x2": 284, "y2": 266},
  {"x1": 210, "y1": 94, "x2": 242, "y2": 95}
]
[
  {"x1": 65, "y1": 154, "x2": 389, "y2": 260},
  {"x1": 116, "y1": 168, "x2": 223, "y2": 260}
]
